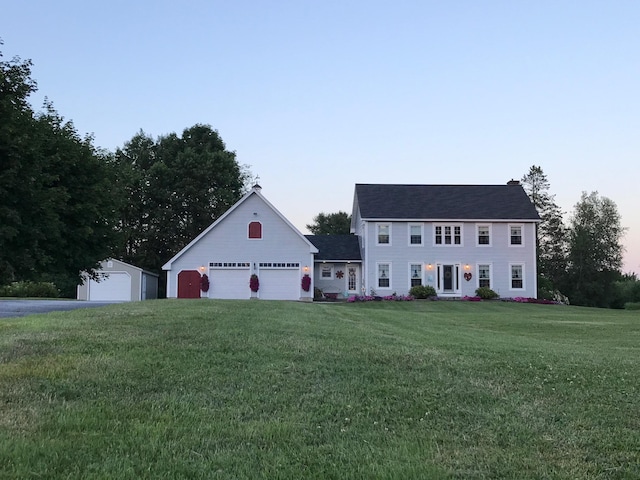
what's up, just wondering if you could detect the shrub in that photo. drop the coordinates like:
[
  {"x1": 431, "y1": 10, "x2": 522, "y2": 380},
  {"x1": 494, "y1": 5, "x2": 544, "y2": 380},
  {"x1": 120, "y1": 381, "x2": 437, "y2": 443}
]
[
  {"x1": 0, "y1": 281, "x2": 60, "y2": 298},
  {"x1": 624, "y1": 302, "x2": 640, "y2": 310},
  {"x1": 475, "y1": 287, "x2": 499, "y2": 300},
  {"x1": 409, "y1": 285, "x2": 436, "y2": 299}
]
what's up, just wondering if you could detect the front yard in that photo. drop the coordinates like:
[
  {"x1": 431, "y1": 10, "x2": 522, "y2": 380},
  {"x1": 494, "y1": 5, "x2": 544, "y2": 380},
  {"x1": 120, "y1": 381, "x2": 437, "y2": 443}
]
[{"x1": 1, "y1": 300, "x2": 638, "y2": 478}]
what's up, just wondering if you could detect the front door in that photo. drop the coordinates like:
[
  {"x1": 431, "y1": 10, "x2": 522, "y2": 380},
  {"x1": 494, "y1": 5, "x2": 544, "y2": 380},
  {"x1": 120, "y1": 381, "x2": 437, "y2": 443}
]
[
  {"x1": 437, "y1": 263, "x2": 461, "y2": 296},
  {"x1": 443, "y1": 265, "x2": 453, "y2": 290}
]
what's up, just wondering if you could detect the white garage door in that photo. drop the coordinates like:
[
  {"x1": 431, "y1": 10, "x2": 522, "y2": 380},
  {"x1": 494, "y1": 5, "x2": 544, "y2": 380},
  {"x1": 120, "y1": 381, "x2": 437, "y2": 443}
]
[
  {"x1": 89, "y1": 272, "x2": 132, "y2": 301},
  {"x1": 259, "y1": 269, "x2": 299, "y2": 300},
  {"x1": 210, "y1": 269, "x2": 250, "y2": 299}
]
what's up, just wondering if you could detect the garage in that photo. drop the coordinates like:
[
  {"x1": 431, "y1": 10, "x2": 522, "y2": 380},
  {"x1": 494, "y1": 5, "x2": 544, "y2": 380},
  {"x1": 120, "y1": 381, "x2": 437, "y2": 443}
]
[
  {"x1": 209, "y1": 268, "x2": 250, "y2": 299},
  {"x1": 259, "y1": 269, "x2": 300, "y2": 300},
  {"x1": 88, "y1": 272, "x2": 132, "y2": 301},
  {"x1": 78, "y1": 259, "x2": 159, "y2": 302}
]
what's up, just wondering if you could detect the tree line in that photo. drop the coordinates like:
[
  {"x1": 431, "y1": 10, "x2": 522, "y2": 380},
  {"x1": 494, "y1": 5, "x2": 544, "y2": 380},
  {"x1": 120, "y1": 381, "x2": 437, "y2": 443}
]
[
  {"x1": 1, "y1": 45, "x2": 250, "y2": 296},
  {"x1": 521, "y1": 166, "x2": 636, "y2": 308}
]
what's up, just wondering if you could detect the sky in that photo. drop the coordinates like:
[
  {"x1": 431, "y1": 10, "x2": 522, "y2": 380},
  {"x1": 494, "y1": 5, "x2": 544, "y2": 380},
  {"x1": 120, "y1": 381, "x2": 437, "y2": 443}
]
[{"x1": 2, "y1": 0, "x2": 639, "y2": 273}]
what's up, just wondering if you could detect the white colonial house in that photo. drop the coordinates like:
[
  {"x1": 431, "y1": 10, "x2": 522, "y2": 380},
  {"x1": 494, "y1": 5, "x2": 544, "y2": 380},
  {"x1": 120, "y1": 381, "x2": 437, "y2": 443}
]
[
  {"x1": 351, "y1": 182, "x2": 540, "y2": 299},
  {"x1": 162, "y1": 181, "x2": 540, "y2": 300}
]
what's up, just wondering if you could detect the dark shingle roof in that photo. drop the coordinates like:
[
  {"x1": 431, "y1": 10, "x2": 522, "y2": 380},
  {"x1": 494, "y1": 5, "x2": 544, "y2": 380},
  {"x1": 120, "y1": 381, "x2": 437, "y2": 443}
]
[
  {"x1": 355, "y1": 184, "x2": 540, "y2": 220},
  {"x1": 305, "y1": 235, "x2": 362, "y2": 261}
]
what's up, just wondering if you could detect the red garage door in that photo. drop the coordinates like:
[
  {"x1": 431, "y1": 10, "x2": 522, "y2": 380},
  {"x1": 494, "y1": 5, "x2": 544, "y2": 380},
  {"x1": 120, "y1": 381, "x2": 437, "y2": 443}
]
[{"x1": 178, "y1": 270, "x2": 201, "y2": 298}]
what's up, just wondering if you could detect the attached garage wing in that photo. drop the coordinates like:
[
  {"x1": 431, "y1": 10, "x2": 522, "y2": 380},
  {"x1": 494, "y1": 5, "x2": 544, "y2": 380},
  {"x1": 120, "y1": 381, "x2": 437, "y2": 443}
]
[{"x1": 88, "y1": 272, "x2": 131, "y2": 301}]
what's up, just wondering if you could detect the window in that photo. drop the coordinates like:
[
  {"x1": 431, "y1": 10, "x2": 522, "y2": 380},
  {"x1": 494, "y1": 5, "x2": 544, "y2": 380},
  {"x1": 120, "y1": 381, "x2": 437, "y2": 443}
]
[
  {"x1": 434, "y1": 224, "x2": 462, "y2": 246},
  {"x1": 509, "y1": 225, "x2": 523, "y2": 246},
  {"x1": 377, "y1": 263, "x2": 390, "y2": 288},
  {"x1": 210, "y1": 262, "x2": 250, "y2": 268},
  {"x1": 321, "y1": 264, "x2": 333, "y2": 279},
  {"x1": 510, "y1": 264, "x2": 524, "y2": 289},
  {"x1": 410, "y1": 263, "x2": 422, "y2": 287},
  {"x1": 477, "y1": 224, "x2": 491, "y2": 246},
  {"x1": 377, "y1": 223, "x2": 390, "y2": 245},
  {"x1": 478, "y1": 264, "x2": 491, "y2": 288},
  {"x1": 409, "y1": 224, "x2": 423, "y2": 245},
  {"x1": 248, "y1": 221, "x2": 262, "y2": 239}
]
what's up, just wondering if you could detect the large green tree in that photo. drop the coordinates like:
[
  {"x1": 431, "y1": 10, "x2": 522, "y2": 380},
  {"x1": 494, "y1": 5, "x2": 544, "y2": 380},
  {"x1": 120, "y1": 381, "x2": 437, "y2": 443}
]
[
  {"x1": 0, "y1": 47, "x2": 120, "y2": 293},
  {"x1": 521, "y1": 166, "x2": 568, "y2": 291},
  {"x1": 112, "y1": 125, "x2": 250, "y2": 287},
  {"x1": 306, "y1": 211, "x2": 352, "y2": 235},
  {"x1": 563, "y1": 191, "x2": 625, "y2": 307}
]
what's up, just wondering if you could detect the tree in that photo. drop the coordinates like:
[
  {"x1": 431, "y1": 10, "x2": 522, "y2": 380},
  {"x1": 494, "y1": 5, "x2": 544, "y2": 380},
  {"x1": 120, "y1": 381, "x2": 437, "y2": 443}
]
[
  {"x1": 306, "y1": 211, "x2": 352, "y2": 235},
  {"x1": 0, "y1": 46, "x2": 120, "y2": 294},
  {"x1": 521, "y1": 166, "x2": 568, "y2": 292},
  {"x1": 564, "y1": 191, "x2": 625, "y2": 307},
  {"x1": 112, "y1": 125, "x2": 251, "y2": 292}
]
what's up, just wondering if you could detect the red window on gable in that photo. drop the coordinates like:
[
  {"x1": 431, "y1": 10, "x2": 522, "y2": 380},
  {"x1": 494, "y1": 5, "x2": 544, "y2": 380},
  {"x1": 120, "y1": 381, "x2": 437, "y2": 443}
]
[{"x1": 248, "y1": 221, "x2": 262, "y2": 239}]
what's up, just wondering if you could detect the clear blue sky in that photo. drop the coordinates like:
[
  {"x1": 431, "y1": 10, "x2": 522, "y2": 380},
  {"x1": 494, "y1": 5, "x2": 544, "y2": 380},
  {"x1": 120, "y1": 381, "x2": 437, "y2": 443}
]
[{"x1": 2, "y1": 0, "x2": 639, "y2": 273}]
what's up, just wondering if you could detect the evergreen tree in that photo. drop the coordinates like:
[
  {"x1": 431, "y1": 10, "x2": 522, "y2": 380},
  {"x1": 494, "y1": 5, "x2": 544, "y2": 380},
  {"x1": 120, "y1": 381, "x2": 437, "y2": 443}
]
[{"x1": 521, "y1": 166, "x2": 567, "y2": 292}]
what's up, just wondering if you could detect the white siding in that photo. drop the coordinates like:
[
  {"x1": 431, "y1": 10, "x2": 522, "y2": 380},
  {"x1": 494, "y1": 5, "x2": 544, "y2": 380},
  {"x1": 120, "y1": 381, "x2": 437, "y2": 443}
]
[{"x1": 362, "y1": 220, "x2": 538, "y2": 298}]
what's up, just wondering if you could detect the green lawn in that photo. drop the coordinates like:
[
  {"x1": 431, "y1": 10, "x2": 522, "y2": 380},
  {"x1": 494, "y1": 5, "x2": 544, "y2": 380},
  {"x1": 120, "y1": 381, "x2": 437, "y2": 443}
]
[{"x1": 1, "y1": 300, "x2": 639, "y2": 479}]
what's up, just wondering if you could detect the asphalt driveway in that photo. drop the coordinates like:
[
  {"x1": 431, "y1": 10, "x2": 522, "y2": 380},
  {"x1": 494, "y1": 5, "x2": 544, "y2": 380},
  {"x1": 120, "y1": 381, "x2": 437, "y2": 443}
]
[{"x1": 0, "y1": 300, "x2": 118, "y2": 318}]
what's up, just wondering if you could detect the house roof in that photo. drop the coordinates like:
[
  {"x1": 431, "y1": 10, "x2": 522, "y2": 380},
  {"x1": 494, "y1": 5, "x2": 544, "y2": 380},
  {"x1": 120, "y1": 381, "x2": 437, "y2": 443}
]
[
  {"x1": 354, "y1": 183, "x2": 541, "y2": 221},
  {"x1": 305, "y1": 235, "x2": 362, "y2": 262}
]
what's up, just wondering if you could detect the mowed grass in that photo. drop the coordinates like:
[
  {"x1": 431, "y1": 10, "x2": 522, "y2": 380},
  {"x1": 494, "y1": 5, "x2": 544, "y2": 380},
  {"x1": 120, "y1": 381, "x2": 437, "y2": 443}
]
[{"x1": 1, "y1": 300, "x2": 639, "y2": 479}]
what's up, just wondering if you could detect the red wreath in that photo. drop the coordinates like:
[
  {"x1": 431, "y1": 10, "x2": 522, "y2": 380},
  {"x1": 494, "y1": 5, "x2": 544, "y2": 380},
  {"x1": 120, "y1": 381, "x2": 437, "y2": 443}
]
[
  {"x1": 301, "y1": 274, "x2": 311, "y2": 292},
  {"x1": 250, "y1": 274, "x2": 260, "y2": 292},
  {"x1": 336, "y1": 270, "x2": 344, "y2": 279},
  {"x1": 200, "y1": 274, "x2": 210, "y2": 292}
]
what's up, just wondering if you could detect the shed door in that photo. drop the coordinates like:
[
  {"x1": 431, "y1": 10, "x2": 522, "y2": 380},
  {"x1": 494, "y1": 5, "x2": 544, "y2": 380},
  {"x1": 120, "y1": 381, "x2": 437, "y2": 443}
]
[
  {"x1": 178, "y1": 270, "x2": 201, "y2": 298},
  {"x1": 89, "y1": 272, "x2": 131, "y2": 301}
]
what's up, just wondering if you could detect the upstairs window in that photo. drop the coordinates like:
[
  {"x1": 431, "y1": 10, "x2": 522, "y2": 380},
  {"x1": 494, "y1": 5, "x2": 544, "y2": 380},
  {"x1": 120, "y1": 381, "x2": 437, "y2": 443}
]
[
  {"x1": 377, "y1": 223, "x2": 391, "y2": 245},
  {"x1": 434, "y1": 224, "x2": 462, "y2": 246},
  {"x1": 477, "y1": 225, "x2": 491, "y2": 246},
  {"x1": 248, "y1": 221, "x2": 262, "y2": 239},
  {"x1": 409, "y1": 224, "x2": 423, "y2": 245},
  {"x1": 510, "y1": 225, "x2": 522, "y2": 246}
]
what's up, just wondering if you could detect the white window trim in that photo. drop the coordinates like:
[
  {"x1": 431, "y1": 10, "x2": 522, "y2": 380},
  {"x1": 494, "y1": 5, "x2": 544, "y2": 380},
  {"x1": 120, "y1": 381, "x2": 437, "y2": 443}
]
[
  {"x1": 409, "y1": 262, "x2": 423, "y2": 288},
  {"x1": 408, "y1": 223, "x2": 423, "y2": 246},
  {"x1": 476, "y1": 223, "x2": 492, "y2": 247},
  {"x1": 376, "y1": 223, "x2": 391, "y2": 246},
  {"x1": 509, "y1": 263, "x2": 525, "y2": 291},
  {"x1": 320, "y1": 264, "x2": 334, "y2": 280},
  {"x1": 376, "y1": 262, "x2": 392, "y2": 290},
  {"x1": 508, "y1": 224, "x2": 524, "y2": 247},
  {"x1": 476, "y1": 263, "x2": 492, "y2": 289},
  {"x1": 433, "y1": 223, "x2": 463, "y2": 247}
]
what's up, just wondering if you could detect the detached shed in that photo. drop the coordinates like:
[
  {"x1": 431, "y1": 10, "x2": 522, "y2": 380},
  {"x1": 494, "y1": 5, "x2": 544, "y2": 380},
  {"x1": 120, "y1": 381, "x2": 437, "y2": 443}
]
[{"x1": 77, "y1": 259, "x2": 159, "y2": 301}]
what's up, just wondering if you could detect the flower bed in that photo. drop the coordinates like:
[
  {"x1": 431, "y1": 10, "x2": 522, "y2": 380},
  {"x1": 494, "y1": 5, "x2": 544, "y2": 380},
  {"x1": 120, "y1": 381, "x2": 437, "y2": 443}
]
[{"x1": 347, "y1": 294, "x2": 414, "y2": 302}]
